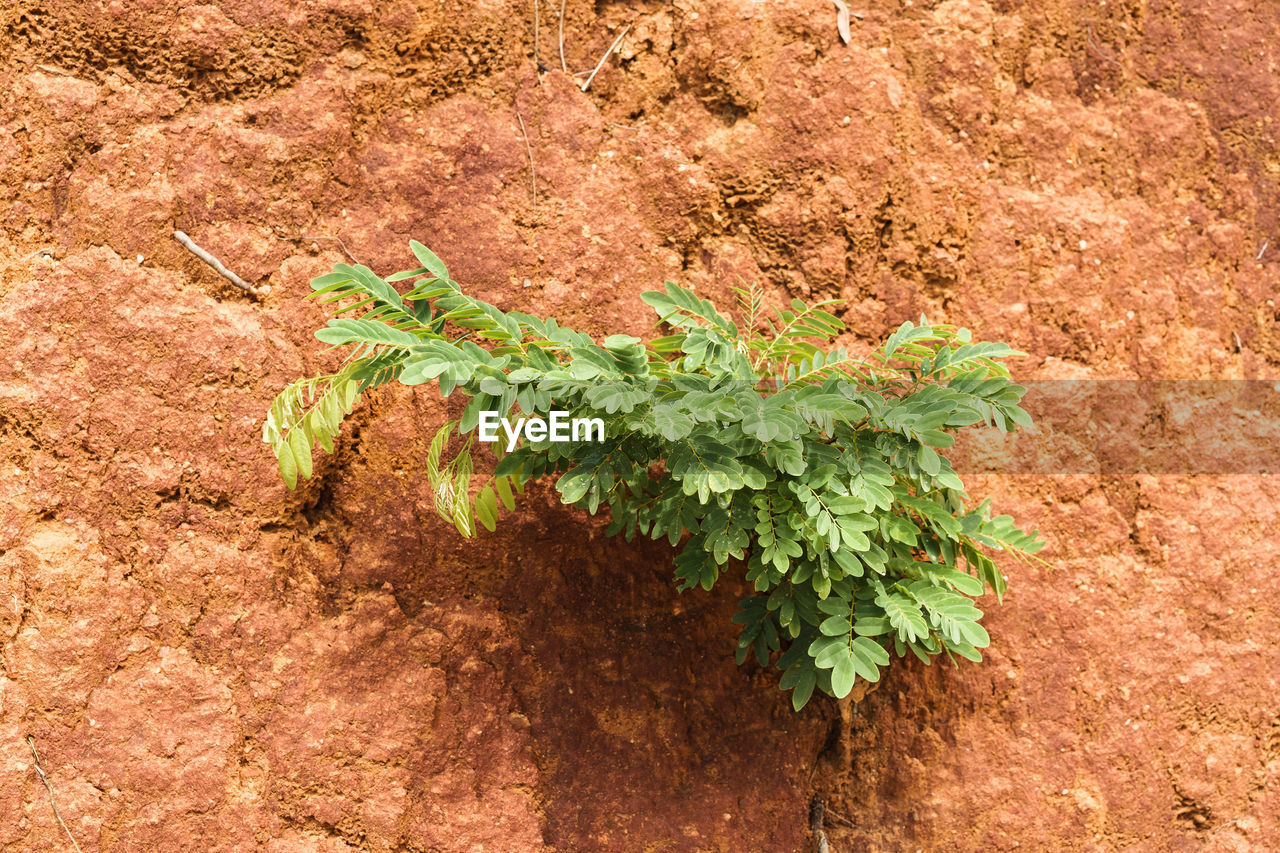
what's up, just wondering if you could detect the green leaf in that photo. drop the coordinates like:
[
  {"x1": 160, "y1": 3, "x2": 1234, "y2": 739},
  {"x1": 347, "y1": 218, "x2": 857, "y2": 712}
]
[
  {"x1": 568, "y1": 346, "x2": 621, "y2": 380},
  {"x1": 831, "y1": 653, "x2": 857, "y2": 698},
  {"x1": 275, "y1": 440, "x2": 298, "y2": 490},
  {"x1": 741, "y1": 398, "x2": 805, "y2": 443},
  {"x1": 908, "y1": 581, "x2": 988, "y2": 648},
  {"x1": 494, "y1": 475, "x2": 515, "y2": 511},
  {"x1": 918, "y1": 564, "x2": 986, "y2": 597},
  {"x1": 918, "y1": 444, "x2": 941, "y2": 476},
  {"x1": 674, "y1": 545, "x2": 719, "y2": 592},
  {"x1": 400, "y1": 341, "x2": 477, "y2": 385},
  {"x1": 556, "y1": 466, "x2": 595, "y2": 504},
  {"x1": 641, "y1": 282, "x2": 737, "y2": 334},
  {"x1": 386, "y1": 266, "x2": 432, "y2": 282},
  {"x1": 476, "y1": 485, "x2": 498, "y2": 533},
  {"x1": 816, "y1": 597, "x2": 851, "y2": 617},
  {"x1": 945, "y1": 640, "x2": 984, "y2": 663},
  {"x1": 648, "y1": 404, "x2": 695, "y2": 441},
  {"x1": 451, "y1": 465, "x2": 474, "y2": 537},
  {"x1": 668, "y1": 438, "x2": 745, "y2": 503},
  {"x1": 586, "y1": 382, "x2": 650, "y2": 414},
  {"x1": 885, "y1": 515, "x2": 920, "y2": 545},
  {"x1": 850, "y1": 636, "x2": 889, "y2": 679},
  {"x1": 854, "y1": 615, "x2": 892, "y2": 636},
  {"x1": 910, "y1": 582, "x2": 982, "y2": 622},
  {"x1": 409, "y1": 240, "x2": 450, "y2": 280},
  {"x1": 819, "y1": 615, "x2": 852, "y2": 636},
  {"x1": 288, "y1": 428, "x2": 313, "y2": 481},
  {"x1": 882, "y1": 320, "x2": 935, "y2": 359},
  {"x1": 791, "y1": 669, "x2": 817, "y2": 711},
  {"x1": 315, "y1": 318, "x2": 419, "y2": 349},
  {"x1": 957, "y1": 620, "x2": 990, "y2": 648},
  {"x1": 878, "y1": 591, "x2": 929, "y2": 643}
]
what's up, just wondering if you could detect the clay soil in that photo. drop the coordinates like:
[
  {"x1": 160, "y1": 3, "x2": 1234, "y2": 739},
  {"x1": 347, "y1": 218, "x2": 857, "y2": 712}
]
[{"x1": 1, "y1": 0, "x2": 1278, "y2": 850}]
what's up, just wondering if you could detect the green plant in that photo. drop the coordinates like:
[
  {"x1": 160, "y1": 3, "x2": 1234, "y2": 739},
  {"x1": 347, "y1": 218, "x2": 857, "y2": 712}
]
[{"x1": 264, "y1": 241, "x2": 1044, "y2": 710}]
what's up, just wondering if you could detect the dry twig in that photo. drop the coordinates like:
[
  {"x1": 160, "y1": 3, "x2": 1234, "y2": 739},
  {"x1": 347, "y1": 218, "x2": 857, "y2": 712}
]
[
  {"x1": 35, "y1": 64, "x2": 73, "y2": 77},
  {"x1": 26, "y1": 737, "x2": 84, "y2": 853},
  {"x1": 824, "y1": 804, "x2": 855, "y2": 827},
  {"x1": 558, "y1": 0, "x2": 568, "y2": 73},
  {"x1": 516, "y1": 111, "x2": 538, "y2": 207},
  {"x1": 172, "y1": 230, "x2": 268, "y2": 298},
  {"x1": 1257, "y1": 239, "x2": 1269, "y2": 261},
  {"x1": 1085, "y1": 23, "x2": 1122, "y2": 67},
  {"x1": 580, "y1": 24, "x2": 631, "y2": 93},
  {"x1": 295, "y1": 234, "x2": 359, "y2": 265}
]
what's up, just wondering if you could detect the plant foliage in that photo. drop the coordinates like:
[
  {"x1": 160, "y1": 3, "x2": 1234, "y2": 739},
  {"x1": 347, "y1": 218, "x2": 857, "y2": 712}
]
[{"x1": 265, "y1": 241, "x2": 1045, "y2": 710}]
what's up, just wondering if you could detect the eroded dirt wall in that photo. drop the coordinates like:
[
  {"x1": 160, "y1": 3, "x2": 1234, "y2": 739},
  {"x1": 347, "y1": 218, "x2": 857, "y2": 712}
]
[{"x1": 0, "y1": 0, "x2": 1277, "y2": 851}]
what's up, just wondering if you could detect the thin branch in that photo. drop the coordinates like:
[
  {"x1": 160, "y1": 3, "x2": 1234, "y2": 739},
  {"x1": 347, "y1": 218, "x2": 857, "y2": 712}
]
[
  {"x1": 1085, "y1": 23, "x2": 1122, "y2": 67},
  {"x1": 35, "y1": 64, "x2": 73, "y2": 77},
  {"x1": 172, "y1": 230, "x2": 268, "y2": 298},
  {"x1": 1256, "y1": 239, "x2": 1269, "y2": 261},
  {"x1": 580, "y1": 24, "x2": 631, "y2": 93},
  {"x1": 516, "y1": 111, "x2": 538, "y2": 207},
  {"x1": 558, "y1": 0, "x2": 568, "y2": 73},
  {"x1": 26, "y1": 737, "x2": 84, "y2": 853},
  {"x1": 823, "y1": 804, "x2": 855, "y2": 827},
  {"x1": 300, "y1": 234, "x2": 359, "y2": 265}
]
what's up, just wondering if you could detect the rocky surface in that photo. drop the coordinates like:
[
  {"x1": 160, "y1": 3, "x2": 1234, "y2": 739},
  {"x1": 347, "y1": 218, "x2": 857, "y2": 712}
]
[{"x1": 0, "y1": 0, "x2": 1277, "y2": 850}]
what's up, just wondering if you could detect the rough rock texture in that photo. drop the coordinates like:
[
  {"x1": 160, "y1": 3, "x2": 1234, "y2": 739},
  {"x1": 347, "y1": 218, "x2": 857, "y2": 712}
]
[{"x1": 0, "y1": 0, "x2": 1277, "y2": 850}]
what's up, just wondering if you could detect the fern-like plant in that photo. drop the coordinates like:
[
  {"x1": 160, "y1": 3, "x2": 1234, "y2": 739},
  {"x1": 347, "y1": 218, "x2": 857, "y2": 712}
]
[{"x1": 265, "y1": 242, "x2": 1044, "y2": 710}]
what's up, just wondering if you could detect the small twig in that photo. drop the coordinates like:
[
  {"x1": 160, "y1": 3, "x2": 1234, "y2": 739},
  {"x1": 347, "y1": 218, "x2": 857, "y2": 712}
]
[
  {"x1": 1209, "y1": 819, "x2": 1240, "y2": 837},
  {"x1": 558, "y1": 0, "x2": 568, "y2": 73},
  {"x1": 1256, "y1": 239, "x2": 1269, "y2": 261},
  {"x1": 824, "y1": 804, "x2": 855, "y2": 828},
  {"x1": 21, "y1": 246, "x2": 55, "y2": 261},
  {"x1": 26, "y1": 737, "x2": 84, "y2": 853},
  {"x1": 275, "y1": 232, "x2": 360, "y2": 264},
  {"x1": 301, "y1": 234, "x2": 359, "y2": 265},
  {"x1": 516, "y1": 111, "x2": 538, "y2": 207},
  {"x1": 35, "y1": 64, "x2": 73, "y2": 77},
  {"x1": 1085, "y1": 23, "x2": 1122, "y2": 67},
  {"x1": 172, "y1": 230, "x2": 268, "y2": 298},
  {"x1": 580, "y1": 24, "x2": 631, "y2": 93}
]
